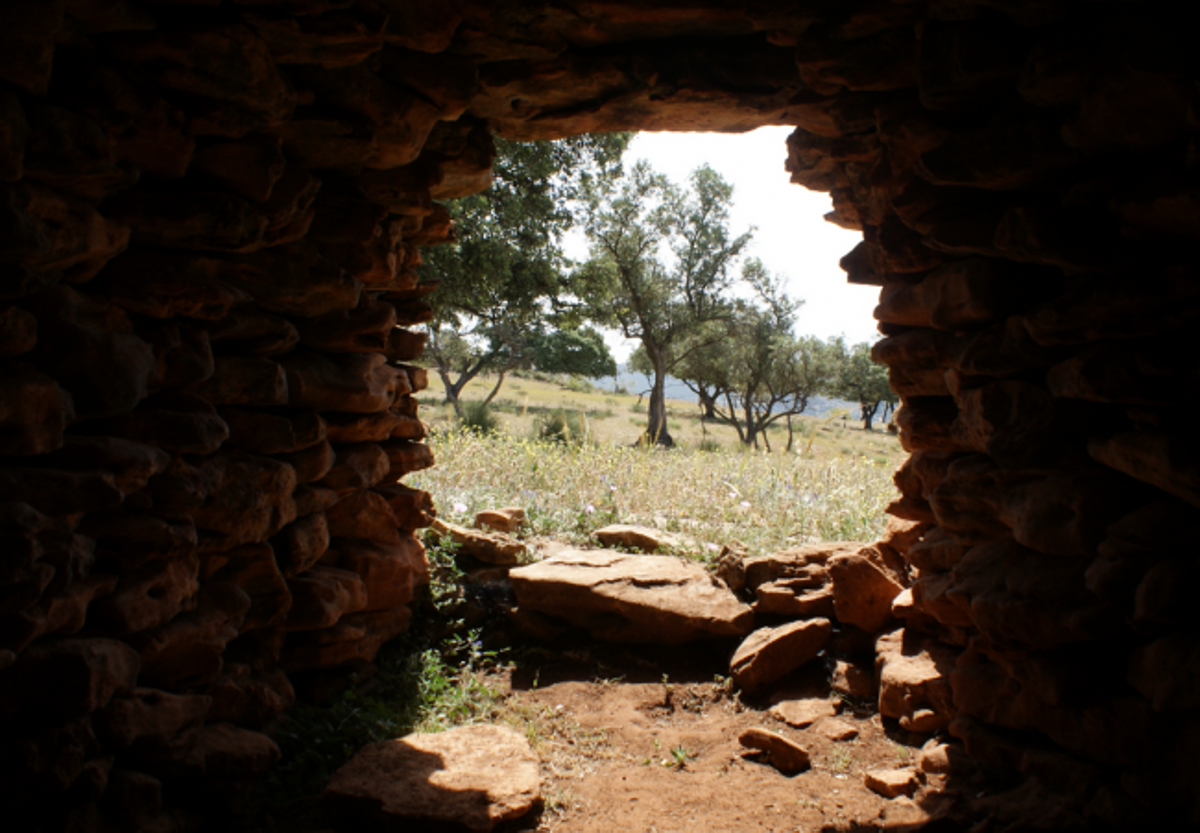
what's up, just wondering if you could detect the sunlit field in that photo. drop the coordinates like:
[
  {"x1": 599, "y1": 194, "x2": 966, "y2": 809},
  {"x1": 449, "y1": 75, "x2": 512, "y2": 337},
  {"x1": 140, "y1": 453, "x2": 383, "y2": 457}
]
[{"x1": 409, "y1": 427, "x2": 900, "y2": 560}]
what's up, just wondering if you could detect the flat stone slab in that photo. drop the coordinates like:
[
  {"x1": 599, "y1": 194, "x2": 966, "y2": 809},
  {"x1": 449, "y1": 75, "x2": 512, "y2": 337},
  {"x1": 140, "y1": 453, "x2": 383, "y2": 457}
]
[
  {"x1": 738, "y1": 727, "x2": 810, "y2": 775},
  {"x1": 769, "y1": 697, "x2": 839, "y2": 728},
  {"x1": 509, "y1": 548, "x2": 753, "y2": 644},
  {"x1": 593, "y1": 523, "x2": 691, "y2": 553},
  {"x1": 323, "y1": 724, "x2": 541, "y2": 832},
  {"x1": 729, "y1": 618, "x2": 832, "y2": 693}
]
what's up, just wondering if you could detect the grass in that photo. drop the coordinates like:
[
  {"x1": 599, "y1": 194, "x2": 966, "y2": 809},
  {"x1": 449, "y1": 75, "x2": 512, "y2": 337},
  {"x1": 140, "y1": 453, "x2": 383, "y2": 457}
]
[
  {"x1": 420, "y1": 370, "x2": 902, "y2": 459},
  {"x1": 411, "y1": 427, "x2": 900, "y2": 560}
]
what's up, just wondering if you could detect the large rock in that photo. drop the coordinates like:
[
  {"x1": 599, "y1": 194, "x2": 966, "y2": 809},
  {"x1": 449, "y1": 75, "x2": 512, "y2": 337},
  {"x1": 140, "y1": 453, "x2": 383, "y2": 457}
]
[
  {"x1": 509, "y1": 548, "x2": 753, "y2": 644},
  {"x1": 876, "y1": 629, "x2": 959, "y2": 734},
  {"x1": 827, "y1": 546, "x2": 906, "y2": 633},
  {"x1": 324, "y1": 724, "x2": 541, "y2": 832},
  {"x1": 430, "y1": 518, "x2": 525, "y2": 565},
  {"x1": 730, "y1": 619, "x2": 832, "y2": 694}
]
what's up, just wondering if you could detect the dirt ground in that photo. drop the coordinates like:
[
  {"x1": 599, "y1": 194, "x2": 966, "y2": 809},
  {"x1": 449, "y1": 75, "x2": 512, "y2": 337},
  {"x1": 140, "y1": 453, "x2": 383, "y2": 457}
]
[{"x1": 482, "y1": 641, "x2": 964, "y2": 833}]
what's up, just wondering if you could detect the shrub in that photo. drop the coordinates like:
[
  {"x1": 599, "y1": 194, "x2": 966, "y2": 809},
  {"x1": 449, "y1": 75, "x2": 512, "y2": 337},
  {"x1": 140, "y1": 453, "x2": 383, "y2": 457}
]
[
  {"x1": 563, "y1": 376, "x2": 594, "y2": 394},
  {"x1": 697, "y1": 437, "x2": 723, "y2": 453},
  {"x1": 535, "y1": 408, "x2": 589, "y2": 445},
  {"x1": 629, "y1": 400, "x2": 644, "y2": 413},
  {"x1": 461, "y1": 400, "x2": 500, "y2": 434}
]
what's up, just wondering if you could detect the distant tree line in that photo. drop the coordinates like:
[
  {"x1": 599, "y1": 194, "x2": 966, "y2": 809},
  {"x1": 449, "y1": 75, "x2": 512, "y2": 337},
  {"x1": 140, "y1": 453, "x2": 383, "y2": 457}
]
[{"x1": 422, "y1": 133, "x2": 897, "y2": 445}]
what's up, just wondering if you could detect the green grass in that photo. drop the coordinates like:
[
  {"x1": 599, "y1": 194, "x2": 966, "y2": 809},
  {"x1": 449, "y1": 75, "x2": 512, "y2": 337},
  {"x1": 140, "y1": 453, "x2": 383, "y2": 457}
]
[{"x1": 411, "y1": 427, "x2": 898, "y2": 559}]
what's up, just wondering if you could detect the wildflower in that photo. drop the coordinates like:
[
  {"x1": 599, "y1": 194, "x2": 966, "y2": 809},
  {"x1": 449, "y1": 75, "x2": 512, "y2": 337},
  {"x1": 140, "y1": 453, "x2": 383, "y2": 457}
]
[
  {"x1": 584, "y1": 504, "x2": 596, "y2": 514},
  {"x1": 704, "y1": 542, "x2": 720, "y2": 552},
  {"x1": 452, "y1": 501, "x2": 468, "y2": 514},
  {"x1": 740, "y1": 501, "x2": 751, "y2": 509}
]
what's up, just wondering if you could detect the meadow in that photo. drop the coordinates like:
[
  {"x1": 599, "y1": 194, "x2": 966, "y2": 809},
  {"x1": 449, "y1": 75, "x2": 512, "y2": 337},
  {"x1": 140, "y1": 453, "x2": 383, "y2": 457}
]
[{"x1": 412, "y1": 372, "x2": 904, "y2": 558}]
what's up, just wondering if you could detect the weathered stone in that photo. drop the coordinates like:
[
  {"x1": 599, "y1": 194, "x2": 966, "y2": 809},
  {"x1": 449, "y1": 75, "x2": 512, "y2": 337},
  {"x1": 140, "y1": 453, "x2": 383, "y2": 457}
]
[
  {"x1": 280, "y1": 350, "x2": 403, "y2": 413},
  {"x1": 89, "y1": 552, "x2": 200, "y2": 636},
  {"x1": 107, "y1": 23, "x2": 296, "y2": 137},
  {"x1": 731, "y1": 619, "x2": 832, "y2": 694},
  {"x1": 272, "y1": 512, "x2": 330, "y2": 578},
  {"x1": 374, "y1": 483, "x2": 436, "y2": 529},
  {"x1": 1090, "y1": 431, "x2": 1200, "y2": 510},
  {"x1": 204, "y1": 544, "x2": 291, "y2": 632},
  {"x1": 130, "y1": 584, "x2": 250, "y2": 691},
  {"x1": 510, "y1": 549, "x2": 753, "y2": 644},
  {"x1": 205, "y1": 664, "x2": 295, "y2": 730},
  {"x1": 831, "y1": 659, "x2": 877, "y2": 701},
  {"x1": 295, "y1": 295, "x2": 397, "y2": 353},
  {"x1": 168, "y1": 722, "x2": 280, "y2": 779},
  {"x1": 743, "y1": 542, "x2": 861, "y2": 592},
  {"x1": 876, "y1": 629, "x2": 959, "y2": 734},
  {"x1": 828, "y1": 547, "x2": 906, "y2": 633},
  {"x1": 753, "y1": 581, "x2": 835, "y2": 618},
  {"x1": 324, "y1": 724, "x2": 540, "y2": 833},
  {"x1": 168, "y1": 450, "x2": 298, "y2": 551},
  {"x1": 335, "y1": 534, "x2": 428, "y2": 612},
  {"x1": 593, "y1": 523, "x2": 692, "y2": 553},
  {"x1": 738, "y1": 727, "x2": 810, "y2": 776},
  {"x1": 326, "y1": 490, "x2": 402, "y2": 546},
  {"x1": 770, "y1": 697, "x2": 839, "y2": 728},
  {"x1": 281, "y1": 604, "x2": 411, "y2": 673},
  {"x1": 430, "y1": 518, "x2": 525, "y2": 566},
  {"x1": 0, "y1": 637, "x2": 139, "y2": 721},
  {"x1": 0, "y1": 361, "x2": 74, "y2": 456},
  {"x1": 192, "y1": 356, "x2": 288, "y2": 407},
  {"x1": 283, "y1": 566, "x2": 368, "y2": 632},
  {"x1": 93, "y1": 688, "x2": 211, "y2": 760},
  {"x1": 19, "y1": 288, "x2": 155, "y2": 418},
  {"x1": 319, "y1": 443, "x2": 390, "y2": 495},
  {"x1": 864, "y1": 767, "x2": 919, "y2": 799},
  {"x1": 275, "y1": 440, "x2": 336, "y2": 486},
  {"x1": 379, "y1": 439, "x2": 435, "y2": 479},
  {"x1": 474, "y1": 507, "x2": 525, "y2": 534}
]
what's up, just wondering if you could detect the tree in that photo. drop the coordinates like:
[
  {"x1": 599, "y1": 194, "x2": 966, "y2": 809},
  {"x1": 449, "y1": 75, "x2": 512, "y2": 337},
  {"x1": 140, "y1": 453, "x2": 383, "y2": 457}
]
[
  {"x1": 672, "y1": 262, "x2": 838, "y2": 450},
  {"x1": 576, "y1": 161, "x2": 751, "y2": 446},
  {"x1": 829, "y1": 338, "x2": 898, "y2": 431},
  {"x1": 421, "y1": 133, "x2": 630, "y2": 414}
]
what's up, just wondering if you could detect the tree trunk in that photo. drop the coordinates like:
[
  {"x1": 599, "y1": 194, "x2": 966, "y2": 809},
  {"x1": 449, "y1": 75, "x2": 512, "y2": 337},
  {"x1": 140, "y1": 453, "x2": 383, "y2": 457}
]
[
  {"x1": 645, "y1": 351, "x2": 674, "y2": 447},
  {"x1": 483, "y1": 368, "x2": 508, "y2": 405},
  {"x1": 697, "y1": 387, "x2": 717, "y2": 421},
  {"x1": 785, "y1": 413, "x2": 794, "y2": 453},
  {"x1": 862, "y1": 401, "x2": 879, "y2": 432}
]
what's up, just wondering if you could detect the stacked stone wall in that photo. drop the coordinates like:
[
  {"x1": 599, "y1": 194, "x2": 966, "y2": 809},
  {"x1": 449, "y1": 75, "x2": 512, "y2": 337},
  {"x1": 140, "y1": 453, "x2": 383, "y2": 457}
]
[{"x1": 1, "y1": 0, "x2": 1198, "y2": 829}]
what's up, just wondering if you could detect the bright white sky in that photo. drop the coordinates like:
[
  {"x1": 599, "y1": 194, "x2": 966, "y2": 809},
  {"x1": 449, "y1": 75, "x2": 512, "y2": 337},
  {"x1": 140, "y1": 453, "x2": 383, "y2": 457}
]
[{"x1": 565, "y1": 126, "x2": 880, "y2": 363}]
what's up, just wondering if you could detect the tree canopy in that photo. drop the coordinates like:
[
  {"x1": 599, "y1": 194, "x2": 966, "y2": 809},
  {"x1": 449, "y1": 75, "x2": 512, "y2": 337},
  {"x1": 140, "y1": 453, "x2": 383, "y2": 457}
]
[
  {"x1": 420, "y1": 132, "x2": 630, "y2": 411},
  {"x1": 828, "y1": 338, "x2": 898, "y2": 431},
  {"x1": 576, "y1": 161, "x2": 752, "y2": 446}
]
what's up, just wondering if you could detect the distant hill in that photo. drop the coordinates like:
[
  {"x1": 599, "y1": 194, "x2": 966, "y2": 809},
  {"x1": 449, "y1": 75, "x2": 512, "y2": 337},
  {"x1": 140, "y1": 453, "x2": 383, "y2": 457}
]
[{"x1": 594, "y1": 371, "x2": 863, "y2": 420}]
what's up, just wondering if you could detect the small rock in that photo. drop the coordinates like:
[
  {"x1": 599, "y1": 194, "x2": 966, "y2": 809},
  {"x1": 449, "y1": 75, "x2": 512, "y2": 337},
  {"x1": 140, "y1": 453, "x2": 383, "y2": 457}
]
[
  {"x1": 474, "y1": 507, "x2": 525, "y2": 534},
  {"x1": 830, "y1": 659, "x2": 876, "y2": 701},
  {"x1": 324, "y1": 724, "x2": 541, "y2": 832},
  {"x1": 918, "y1": 740, "x2": 952, "y2": 774},
  {"x1": 738, "y1": 727, "x2": 810, "y2": 775},
  {"x1": 431, "y1": 518, "x2": 526, "y2": 566},
  {"x1": 814, "y1": 717, "x2": 859, "y2": 741},
  {"x1": 753, "y1": 581, "x2": 835, "y2": 617},
  {"x1": 730, "y1": 618, "x2": 832, "y2": 693},
  {"x1": 769, "y1": 697, "x2": 839, "y2": 728},
  {"x1": 863, "y1": 767, "x2": 919, "y2": 799},
  {"x1": 828, "y1": 546, "x2": 905, "y2": 633},
  {"x1": 713, "y1": 544, "x2": 745, "y2": 593},
  {"x1": 593, "y1": 523, "x2": 689, "y2": 553}
]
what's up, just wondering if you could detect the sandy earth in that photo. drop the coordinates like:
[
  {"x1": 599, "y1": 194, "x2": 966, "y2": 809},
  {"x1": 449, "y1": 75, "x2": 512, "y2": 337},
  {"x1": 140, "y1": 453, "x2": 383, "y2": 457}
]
[{"x1": 484, "y1": 642, "x2": 966, "y2": 833}]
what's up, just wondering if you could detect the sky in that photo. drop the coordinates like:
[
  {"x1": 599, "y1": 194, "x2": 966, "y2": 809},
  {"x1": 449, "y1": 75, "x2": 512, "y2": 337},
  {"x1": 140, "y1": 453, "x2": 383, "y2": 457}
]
[{"x1": 565, "y1": 126, "x2": 880, "y2": 363}]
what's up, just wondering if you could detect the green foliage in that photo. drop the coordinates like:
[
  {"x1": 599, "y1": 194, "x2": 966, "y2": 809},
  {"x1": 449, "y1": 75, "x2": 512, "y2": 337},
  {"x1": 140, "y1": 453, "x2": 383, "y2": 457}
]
[
  {"x1": 576, "y1": 161, "x2": 752, "y2": 446},
  {"x1": 422, "y1": 133, "x2": 632, "y2": 408},
  {"x1": 263, "y1": 623, "x2": 503, "y2": 823},
  {"x1": 460, "y1": 400, "x2": 500, "y2": 434},
  {"x1": 535, "y1": 408, "x2": 590, "y2": 445},
  {"x1": 530, "y1": 326, "x2": 618, "y2": 379},
  {"x1": 410, "y1": 428, "x2": 896, "y2": 560},
  {"x1": 828, "y1": 338, "x2": 898, "y2": 431}
]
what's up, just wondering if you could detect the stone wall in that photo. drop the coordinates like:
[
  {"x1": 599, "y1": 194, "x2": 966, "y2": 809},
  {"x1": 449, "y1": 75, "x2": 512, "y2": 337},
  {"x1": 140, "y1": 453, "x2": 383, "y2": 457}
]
[{"x1": 1, "y1": 0, "x2": 1198, "y2": 829}]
